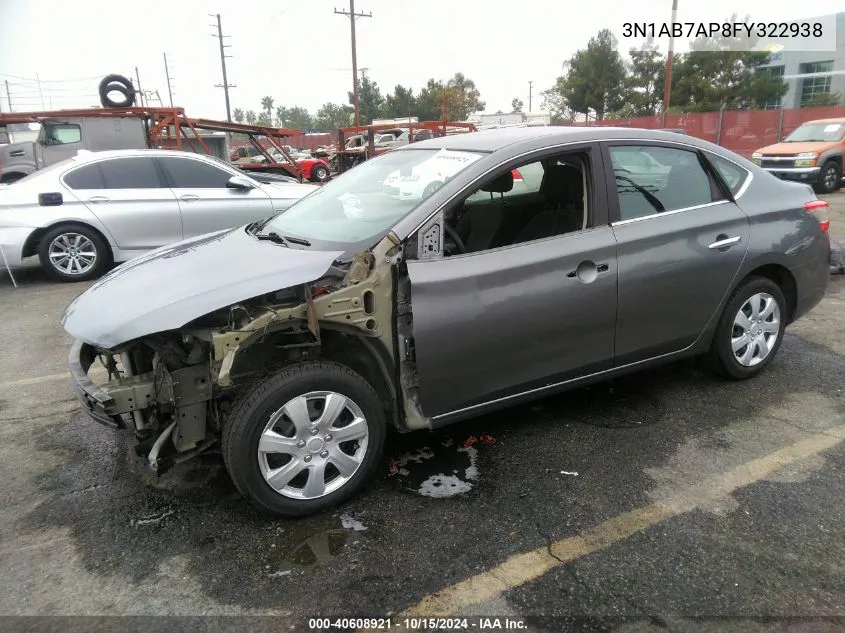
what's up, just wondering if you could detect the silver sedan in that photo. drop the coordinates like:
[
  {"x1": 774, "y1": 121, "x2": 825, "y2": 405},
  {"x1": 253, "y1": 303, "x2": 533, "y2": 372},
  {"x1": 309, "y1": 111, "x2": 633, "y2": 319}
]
[{"x1": 0, "y1": 148, "x2": 316, "y2": 281}]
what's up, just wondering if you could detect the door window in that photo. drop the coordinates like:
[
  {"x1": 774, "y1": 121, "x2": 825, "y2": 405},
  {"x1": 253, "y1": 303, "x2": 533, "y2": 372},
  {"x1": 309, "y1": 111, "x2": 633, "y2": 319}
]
[
  {"x1": 160, "y1": 156, "x2": 234, "y2": 188},
  {"x1": 443, "y1": 152, "x2": 591, "y2": 255},
  {"x1": 706, "y1": 153, "x2": 749, "y2": 196},
  {"x1": 40, "y1": 123, "x2": 82, "y2": 146},
  {"x1": 99, "y1": 157, "x2": 163, "y2": 189},
  {"x1": 63, "y1": 164, "x2": 104, "y2": 189},
  {"x1": 609, "y1": 145, "x2": 725, "y2": 221}
]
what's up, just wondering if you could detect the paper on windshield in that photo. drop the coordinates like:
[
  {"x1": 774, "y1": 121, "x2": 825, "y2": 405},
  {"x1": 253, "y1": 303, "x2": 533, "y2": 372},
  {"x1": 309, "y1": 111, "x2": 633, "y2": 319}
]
[
  {"x1": 337, "y1": 192, "x2": 365, "y2": 219},
  {"x1": 823, "y1": 124, "x2": 842, "y2": 133},
  {"x1": 417, "y1": 148, "x2": 483, "y2": 177}
]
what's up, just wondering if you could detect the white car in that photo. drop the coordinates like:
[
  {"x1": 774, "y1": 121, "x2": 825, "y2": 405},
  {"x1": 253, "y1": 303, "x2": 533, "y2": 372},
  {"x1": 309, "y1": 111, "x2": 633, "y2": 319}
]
[
  {"x1": 381, "y1": 148, "x2": 484, "y2": 200},
  {"x1": 0, "y1": 149, "x2": 316, "y2": 281}
]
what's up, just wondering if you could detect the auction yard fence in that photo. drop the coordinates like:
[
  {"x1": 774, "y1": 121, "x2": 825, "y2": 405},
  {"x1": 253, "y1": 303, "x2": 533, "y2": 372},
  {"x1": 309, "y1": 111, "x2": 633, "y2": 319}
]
[{"x1": 569, "y1": 106, "x2": 845, "y2": 158}]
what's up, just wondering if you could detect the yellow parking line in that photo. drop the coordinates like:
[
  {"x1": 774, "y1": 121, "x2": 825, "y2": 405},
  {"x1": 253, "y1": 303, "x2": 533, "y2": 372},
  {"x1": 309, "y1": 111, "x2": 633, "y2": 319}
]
[
  {"x1": 400, "y1": 424, "x2": 845, "y2": 617},
  {"x1": 0, "y1": 372, "x2": 70, "y2": 389}
]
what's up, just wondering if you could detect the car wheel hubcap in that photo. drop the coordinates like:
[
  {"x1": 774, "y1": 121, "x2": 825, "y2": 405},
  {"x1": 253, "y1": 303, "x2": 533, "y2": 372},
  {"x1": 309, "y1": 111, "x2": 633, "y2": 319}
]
[
  {"x1": 257, "y1": 391, "x2": 369, "y2": 500},
  {"x1": 824, "y1": 167, "x2": 837, "y2": 188},
  {"x1": 731, "y1": 292, "x2": 780, "y2": 367},
  {"x1": 48, "y1": 233, "x2": 96, "y2": 275}
]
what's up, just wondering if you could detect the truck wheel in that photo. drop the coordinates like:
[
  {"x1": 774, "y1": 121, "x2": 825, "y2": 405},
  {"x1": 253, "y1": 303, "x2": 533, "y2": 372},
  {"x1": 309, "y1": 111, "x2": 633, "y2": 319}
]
[
  {"x1": 222, "y1": 361, "x2": 386, "y2": 518},
  {"x1": 815, "y1": 160, "x2": 842, "y2": 194},
  {"x1": 38, "y1": 223, "x2": 111, "y2": 282},
  {"x1": 98, "y1": 74, "x2": 136, "y2": 109}
]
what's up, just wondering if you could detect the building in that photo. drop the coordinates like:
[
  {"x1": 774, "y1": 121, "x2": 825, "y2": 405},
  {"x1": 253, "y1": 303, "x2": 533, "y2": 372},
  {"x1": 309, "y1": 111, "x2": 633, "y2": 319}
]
[
  {"x1": 756, "y1": 12, "x2": 845, "y2": 109},
  {"x1": 468, "y1": 111, "x2": 551, "y2": 127}
]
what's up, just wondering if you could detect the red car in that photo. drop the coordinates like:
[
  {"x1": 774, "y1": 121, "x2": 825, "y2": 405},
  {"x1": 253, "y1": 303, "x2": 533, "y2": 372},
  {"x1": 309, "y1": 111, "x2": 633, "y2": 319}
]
[{"x1": 231, "y1": 146, "x2": 331, "y2": 182}]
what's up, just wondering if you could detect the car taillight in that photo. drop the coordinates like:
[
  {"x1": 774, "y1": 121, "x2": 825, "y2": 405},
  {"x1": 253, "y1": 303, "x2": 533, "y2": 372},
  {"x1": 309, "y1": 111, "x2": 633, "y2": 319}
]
[{"x1": 804, "y1": 199, "x2": 830, "y2": 232}]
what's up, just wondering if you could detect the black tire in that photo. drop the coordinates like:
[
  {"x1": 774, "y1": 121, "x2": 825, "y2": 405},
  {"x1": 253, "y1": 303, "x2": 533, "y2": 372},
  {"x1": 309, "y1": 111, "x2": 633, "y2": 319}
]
[
  {"x1": 311, "y1": 164, "x2": 329, "y2": 182},
  {"x1": 37, "y1": 223, "x2": 112, "y2": 282},
  {"x1": 815, "y1": 160, "x2": 842, "y2": 194},
  {"x1": 98, "y1": 74, "x2": 136, "y2": 108},
  {"x1": 707, "y1": 276, "x2": 787, "y2": 380},
  {"x1": 222, "y1": 361, "x2": 386, "y2": 518}
]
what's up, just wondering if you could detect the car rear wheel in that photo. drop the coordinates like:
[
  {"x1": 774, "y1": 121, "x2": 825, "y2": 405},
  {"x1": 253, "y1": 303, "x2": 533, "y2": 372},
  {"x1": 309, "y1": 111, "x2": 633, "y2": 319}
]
[
  {"x1": 707, "y1": 277, "x2": 787, "y2": 380},
  {"x1": 38, "y1": 223, "x2": 111, "y2": 282},
  {"x1": 311, "y1": 164, "x2": 329, "y2": 182},
  {"x1": 222, "y1": 361, "x2": 386, "y2": 517},
  {"x1": 815, "y1": 160, "x2": 841, "y2": 194}
]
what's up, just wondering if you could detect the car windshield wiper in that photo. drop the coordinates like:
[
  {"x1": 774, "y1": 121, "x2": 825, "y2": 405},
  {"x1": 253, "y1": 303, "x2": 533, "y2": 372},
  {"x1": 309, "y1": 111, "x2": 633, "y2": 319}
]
[
  {"x1": 254, "y1": 231, "x2": 312, "y2": 247},
  {"x1": 616, "y1": 175, "x2": 665, "y2": 213}
]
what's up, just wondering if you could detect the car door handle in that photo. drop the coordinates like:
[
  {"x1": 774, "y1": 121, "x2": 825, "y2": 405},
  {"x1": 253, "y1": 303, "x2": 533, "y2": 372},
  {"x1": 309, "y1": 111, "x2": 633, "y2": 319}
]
[
  {"x1": 566, "y1": 261, "x2": 609, "y2": 280},
  {"x1": 9, "y1": 150, "x2": 25, "y2": 157},
  {"x1": 179, "y1": 194, "x2": 200, "y2": 202},
  {"x1": 708, "y1": 235, "x2": 742, "y2": 250},
  {"x1": 87, "y1": 196, "x2": 110, "y2": 204}
]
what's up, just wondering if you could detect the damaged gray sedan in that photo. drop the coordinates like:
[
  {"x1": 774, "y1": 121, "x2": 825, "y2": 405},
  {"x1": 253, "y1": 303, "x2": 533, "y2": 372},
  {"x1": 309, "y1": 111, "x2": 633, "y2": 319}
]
[{"x1": 62, "y1": 127, "x2": 831, "y2": 517}]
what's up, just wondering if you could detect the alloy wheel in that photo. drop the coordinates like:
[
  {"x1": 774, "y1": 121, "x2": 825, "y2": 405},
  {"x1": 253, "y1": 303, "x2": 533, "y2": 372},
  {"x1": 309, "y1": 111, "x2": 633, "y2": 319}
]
[
  {"x1": 257, "y1": 391, "x2": 369, "y2": 500},
  {"x1": 823, "y1": 165, "x2": 838, "y2": 190},
  {"x1": 731, "y1": 292, "x2": 781, "y2": 367},
  {"x1": 48, "y1": 233, "x2": 97, "y2": 275}
]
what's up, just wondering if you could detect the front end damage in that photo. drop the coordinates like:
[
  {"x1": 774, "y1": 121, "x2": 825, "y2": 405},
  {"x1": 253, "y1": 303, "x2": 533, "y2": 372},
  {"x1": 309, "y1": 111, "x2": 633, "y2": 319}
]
[{"x1": 68, "y1": 234, "x2": 427, "y2": 477}]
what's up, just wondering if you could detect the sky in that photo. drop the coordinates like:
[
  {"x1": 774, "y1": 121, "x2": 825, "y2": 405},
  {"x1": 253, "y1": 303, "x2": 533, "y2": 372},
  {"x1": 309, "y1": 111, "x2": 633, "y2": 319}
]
[{"x1": 0, "y1": 0, "x2": 842, "y2": 122}]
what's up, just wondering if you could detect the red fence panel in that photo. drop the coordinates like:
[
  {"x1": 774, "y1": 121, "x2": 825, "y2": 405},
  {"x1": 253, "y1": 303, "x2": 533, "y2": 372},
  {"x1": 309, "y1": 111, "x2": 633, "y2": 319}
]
[{"x1": 720, "y1": 109, "x2": 780, "y2": 157}]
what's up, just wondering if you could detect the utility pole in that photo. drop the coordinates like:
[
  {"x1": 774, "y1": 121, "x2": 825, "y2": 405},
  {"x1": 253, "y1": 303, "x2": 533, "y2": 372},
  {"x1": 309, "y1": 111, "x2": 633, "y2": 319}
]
[
  {"x1": 528, "y1": 80, "x2": 533, "y2": 112},
  {"x1": 334, "y1": 1, "x2": 372, "y2": 127},
  {"x1": 163, "y1": 52, "x2": 175, "y2": 107},
  {"x1": 210, "y1": 13, "x2": 236, "y2": 121},
  {"x1": 661, "y1": 0, "x2": 679, "y2": 125},
  {"x1": 36, "y1": 73, "x2": 45, "y2": 109},
  {"x1": 4, "y1": 80, "x2": 11, "y2": 112},
  {"x1": 134, "y1": 67, "x2": 145, "y2": 107}
]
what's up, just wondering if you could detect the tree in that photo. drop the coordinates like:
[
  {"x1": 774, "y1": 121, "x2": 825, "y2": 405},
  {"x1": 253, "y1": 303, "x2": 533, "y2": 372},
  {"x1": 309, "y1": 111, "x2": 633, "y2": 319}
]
[
  {"x1": 284, "y1": 106, "x2": 314, "y2": 130},
  {"x1": 540, "y1": 82, "x2": 578, "y2": 124},
  {"x1": 256, "y1": 112, "x2": 272, "y2": 127},
  {"x1": 669, "y1": 14, "x2": 788, "y2": 111},
  {"x1": 622, "y1": 38, "x2": 664, "y2": 117},
  {"x1": 802, "y1": 92, "x2": 842, "y2": 108},
  {"x1": 275, "y1": 105, "x2": 288, "y2": 127},
  {"x1": 348, "y1": 70, "x2": 385, "y2": 125},
  {"x1": 444, "y1": 72, "x2": 485, "y2": 120},
  {"x1": 511, "y1": 97, "x2": 524, "y2": 112},
  {"x1": 260, "y1": 96, "x2": 275, "y2": 119},
  {"x1": 414, "y1": 79, "x2": 447, "y2": 121},
  {"x1": 554, "y1": 29, "x2": 627, "y2": 120},
  {"x1": 245, "y1": 110, "x2": 257, "y2": 125},
  {"x1": 232, "y1": 108, "x2": 245, "y2": 123},
  {"x1": 383, "y1": 85, "x2": 415, "y2": 119},
  {"x1": 314, "y1": 102, "x2": 353, "y2": 132}
]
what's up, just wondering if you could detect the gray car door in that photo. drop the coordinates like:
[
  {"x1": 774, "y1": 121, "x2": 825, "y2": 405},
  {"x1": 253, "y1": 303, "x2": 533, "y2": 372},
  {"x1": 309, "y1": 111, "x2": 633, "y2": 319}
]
[
  {"x1": 157, "y1": 156, "x2": 274, "y2": 237},
  {"x1": 602, "y1": 141, "x2": 751, "y2": 366},
  {"x1": 63, "y1": 156, "x2": 183, "y2": 251},
  {"x1": 405, "y1": 144, "x2": 619, "y2": 419}
]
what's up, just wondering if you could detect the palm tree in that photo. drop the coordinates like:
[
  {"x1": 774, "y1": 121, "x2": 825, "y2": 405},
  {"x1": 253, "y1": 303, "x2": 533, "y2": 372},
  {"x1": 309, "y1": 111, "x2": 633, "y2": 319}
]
[
  {"x1": 261, "y1": 96, "x2": 275, "y2": 120},
  {"x1": 275, "y1": 105, "x2": 288, "y2": 127},
  {"x1": 232, "y1": 108, "x2": 245, "y2": 123},
  {"x1": 245, "y1": 110, "x2": 257, "y2": 125}
]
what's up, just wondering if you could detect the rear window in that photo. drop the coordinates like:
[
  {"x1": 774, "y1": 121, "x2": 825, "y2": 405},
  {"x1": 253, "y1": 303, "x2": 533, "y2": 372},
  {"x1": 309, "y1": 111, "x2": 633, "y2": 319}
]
[{"x1": 707, "y1": 153, "x2": 749, "y2": 196}]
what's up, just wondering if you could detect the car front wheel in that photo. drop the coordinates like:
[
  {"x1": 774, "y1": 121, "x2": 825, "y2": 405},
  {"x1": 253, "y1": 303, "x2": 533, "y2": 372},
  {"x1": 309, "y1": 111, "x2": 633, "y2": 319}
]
[
  {"x1": 311, "y1": 164, "x2": 329, "y2": 182},
  {"x1": 707, "y1": 277, "x2": 787, "y2": 380},
  {"x1": 222, "y1": 361, "x2": 386, "y2": 517},
  {"x1": 38, "y1": 223, "x2": 111, "y2": 282},
  {"x1": 815, "y1": 160, "x2": 841, "y2": 194}
]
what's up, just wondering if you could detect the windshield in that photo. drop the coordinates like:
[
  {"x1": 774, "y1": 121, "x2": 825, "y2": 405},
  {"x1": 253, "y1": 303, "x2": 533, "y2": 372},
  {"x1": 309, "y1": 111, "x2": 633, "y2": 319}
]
[
  {"x1": 261, "y1": 148, "x2": 484, "y2": 244},
  {"x1": 784, "y1": 122, "x2": 845, "y2": 142}
]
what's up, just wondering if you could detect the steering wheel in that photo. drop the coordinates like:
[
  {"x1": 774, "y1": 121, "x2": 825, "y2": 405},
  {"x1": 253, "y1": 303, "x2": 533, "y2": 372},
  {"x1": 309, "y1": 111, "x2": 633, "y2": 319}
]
[{"x1": 444, "y1": 223, "x2": 467, "y2": 255}]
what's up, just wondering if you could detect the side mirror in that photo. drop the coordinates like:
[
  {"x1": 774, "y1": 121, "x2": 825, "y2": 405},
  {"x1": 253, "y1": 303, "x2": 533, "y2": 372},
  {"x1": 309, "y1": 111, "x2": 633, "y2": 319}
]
[{"x1": 227, "y1": 175, "x2": 255, "y2": 190}]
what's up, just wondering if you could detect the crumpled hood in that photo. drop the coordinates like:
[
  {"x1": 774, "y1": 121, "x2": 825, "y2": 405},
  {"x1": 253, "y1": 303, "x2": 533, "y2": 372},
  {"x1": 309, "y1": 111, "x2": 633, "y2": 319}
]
[{"x1": 61, "y1": 226, "x2": 344, "y2": 349}]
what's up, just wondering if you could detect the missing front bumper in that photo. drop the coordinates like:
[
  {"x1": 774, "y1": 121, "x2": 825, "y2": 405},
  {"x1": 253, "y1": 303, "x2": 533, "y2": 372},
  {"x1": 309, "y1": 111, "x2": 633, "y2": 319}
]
[{"x1": 68, "y1": 339, "x2": 126, "y2": 429}]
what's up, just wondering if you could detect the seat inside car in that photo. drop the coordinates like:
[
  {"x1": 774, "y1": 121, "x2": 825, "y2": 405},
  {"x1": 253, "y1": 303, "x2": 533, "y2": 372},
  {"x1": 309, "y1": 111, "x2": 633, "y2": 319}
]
[
  {"x1": 512, "y1": 161, "x2": 585, "y2": 243},
  {"x1": 455, "y1": 170, "x2": 518, "y2": 252}
]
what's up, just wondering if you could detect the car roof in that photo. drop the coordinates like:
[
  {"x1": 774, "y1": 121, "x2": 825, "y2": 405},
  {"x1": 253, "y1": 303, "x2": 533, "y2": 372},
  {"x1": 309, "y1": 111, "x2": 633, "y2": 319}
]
[
  {"x1": 398, "y1": 126, "x2": 713, "y2": 152},
  {"x1": 803, "y1": 117, "x2": 845, "y2": 125},
  {"x1": 69, "y1": 148, "x2": 221, "y2": 163}
]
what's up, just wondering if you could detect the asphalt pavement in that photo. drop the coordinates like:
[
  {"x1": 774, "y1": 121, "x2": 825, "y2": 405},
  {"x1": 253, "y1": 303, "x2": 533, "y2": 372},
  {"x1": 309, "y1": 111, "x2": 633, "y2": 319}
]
[{"x1": 0, "y1": 193, "x2": 843, "y2": 633}]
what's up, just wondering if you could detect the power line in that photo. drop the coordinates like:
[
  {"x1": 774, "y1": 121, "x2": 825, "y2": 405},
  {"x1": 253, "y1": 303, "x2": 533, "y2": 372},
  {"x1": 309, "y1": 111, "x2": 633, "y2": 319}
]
[
  {"x1": 210, "y1": 13, "x2": 236, "y2": 121},
  {"x1": 334, "y1": 0, "x2": 372, "y2": 127}
]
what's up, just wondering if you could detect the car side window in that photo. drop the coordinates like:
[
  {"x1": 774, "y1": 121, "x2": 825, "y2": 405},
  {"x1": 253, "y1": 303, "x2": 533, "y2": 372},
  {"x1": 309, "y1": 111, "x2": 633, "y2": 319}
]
[
  {"x1": 98, "y1": 157, "x2": 162, "y2": 189},
  {"x1": 706, "y1": 153, "x2": 749, "y2": 196},
  {"x1": 443, "y1": 151, "x2": 591, "y2": 255},
  {"x1": 41, "y1": 123, "x2": 82, "y2": 146},
  {"x1": 63, "y1": 164, "x2": 104, "y2": 190},
  {"x1": 160, "y1": 157, "x2": 234, "y2": 188},
  {"x1": 609, "y1": 145, "x2": 725, "y2": 221}
]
